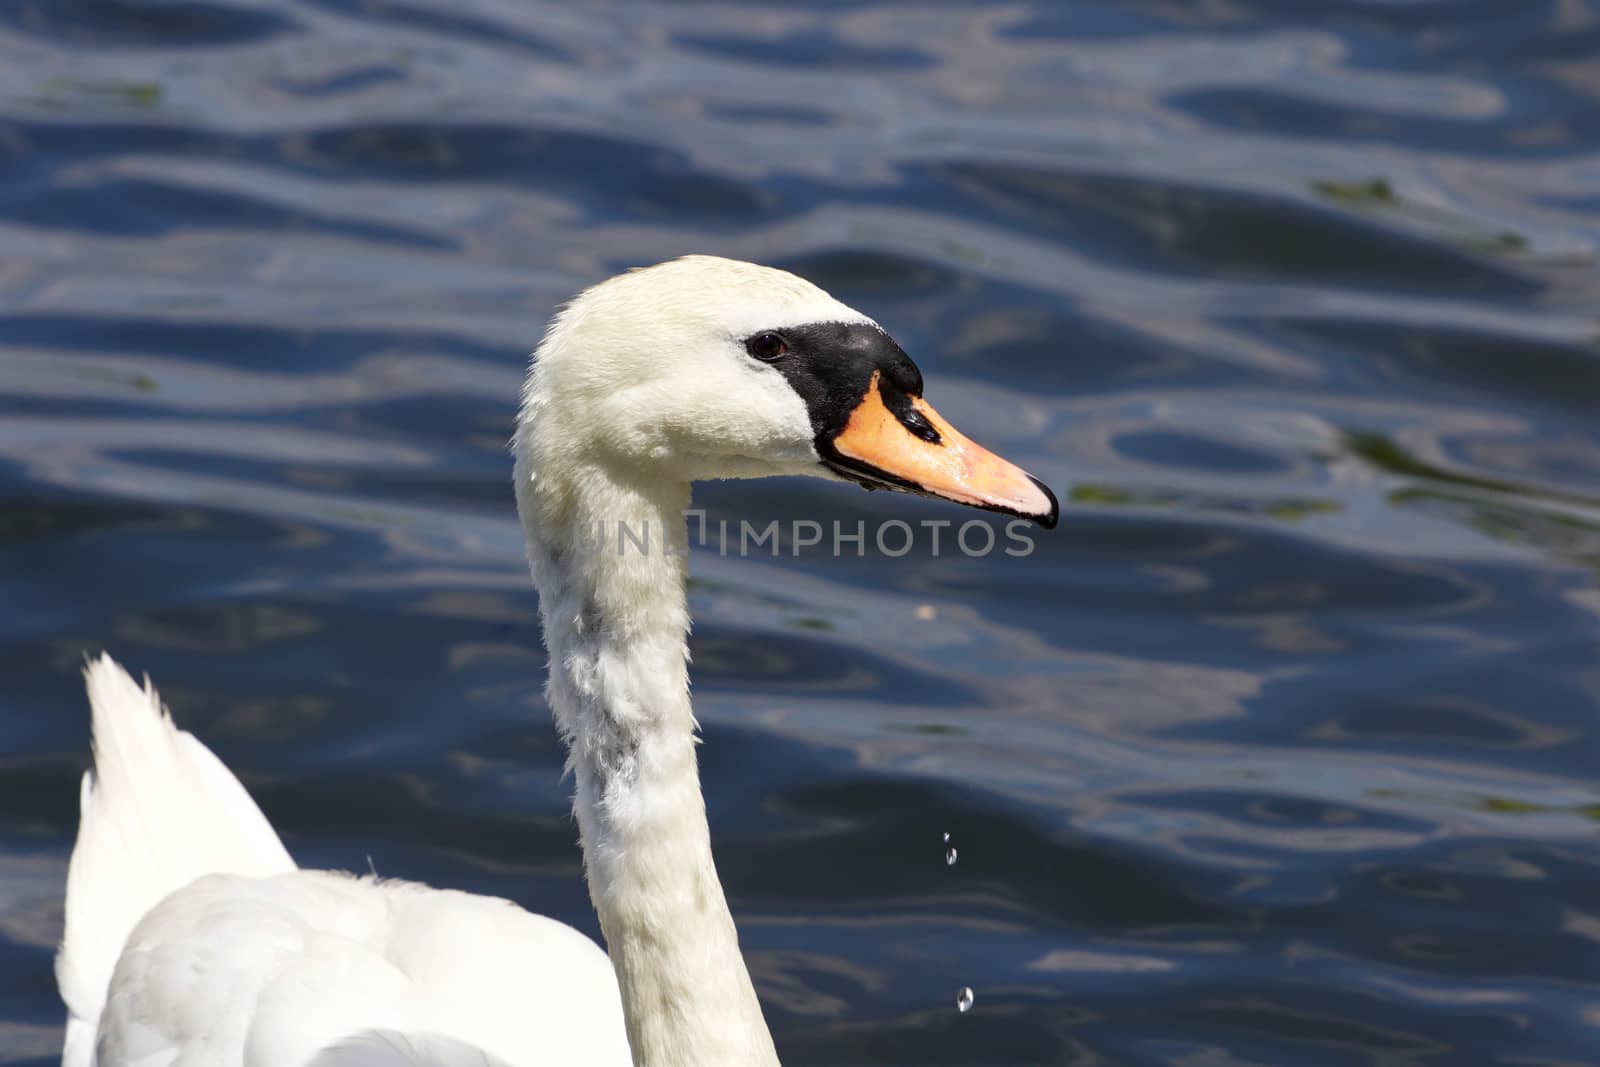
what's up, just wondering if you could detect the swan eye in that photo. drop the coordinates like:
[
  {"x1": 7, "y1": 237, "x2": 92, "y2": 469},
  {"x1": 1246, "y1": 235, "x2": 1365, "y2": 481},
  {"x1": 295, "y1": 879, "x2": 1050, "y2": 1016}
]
[{"x1": 745, "y1": 332, "x2": 788, "y2": 362}]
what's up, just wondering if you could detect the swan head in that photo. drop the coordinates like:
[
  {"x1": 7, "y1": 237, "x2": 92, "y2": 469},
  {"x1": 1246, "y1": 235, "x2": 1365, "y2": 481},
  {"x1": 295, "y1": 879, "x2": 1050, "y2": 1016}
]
[{"x1": 518, "y1": 255, "x2": 1057, "y2": 528}]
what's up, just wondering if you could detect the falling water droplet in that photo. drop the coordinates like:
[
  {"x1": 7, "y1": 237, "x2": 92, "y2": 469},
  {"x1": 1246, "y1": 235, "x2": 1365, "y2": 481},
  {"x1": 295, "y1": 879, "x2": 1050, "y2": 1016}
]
[
  {"x1": 942, "y1": 831, "x2": 951, "y2": 844},
  {"x1": 956, "y1": 986, "x2": 974, "y2": 1012},
  {"x1": 945, "y1": 845, "x2": 958, "y2": 866}
]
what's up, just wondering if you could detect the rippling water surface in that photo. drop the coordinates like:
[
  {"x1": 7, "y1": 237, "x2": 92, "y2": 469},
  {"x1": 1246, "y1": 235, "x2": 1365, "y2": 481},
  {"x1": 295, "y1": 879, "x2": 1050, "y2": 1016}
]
[{"x1": 4, "y1": 2, "x2": 1600, "y2": 1064}]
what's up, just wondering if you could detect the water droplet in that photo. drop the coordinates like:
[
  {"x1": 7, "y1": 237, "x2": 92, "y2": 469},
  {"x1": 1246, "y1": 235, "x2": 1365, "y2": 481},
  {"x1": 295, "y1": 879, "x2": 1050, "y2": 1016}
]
[
  {"x1": 942, "y1": 831, "x2": 950, "y2": 844},
  {"x1": 945, "y1": 846, "x2": 958, "y2": 866},
  {"x1": 956, "y1": 986, "x2": 974, "y2": 1012}
]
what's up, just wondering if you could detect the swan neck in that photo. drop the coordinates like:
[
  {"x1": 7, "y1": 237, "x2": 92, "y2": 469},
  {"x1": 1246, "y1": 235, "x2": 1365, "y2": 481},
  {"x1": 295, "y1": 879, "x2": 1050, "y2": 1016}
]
[{"x1": 517, "y1": 462, "x2": 779, "y2": 1067}]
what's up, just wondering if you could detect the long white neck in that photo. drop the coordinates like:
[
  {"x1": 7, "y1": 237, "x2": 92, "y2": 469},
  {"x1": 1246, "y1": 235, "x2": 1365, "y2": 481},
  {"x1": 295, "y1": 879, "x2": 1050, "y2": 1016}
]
[{"x1": 514, "y1": 445, "x2": 780, "y2": 1067}]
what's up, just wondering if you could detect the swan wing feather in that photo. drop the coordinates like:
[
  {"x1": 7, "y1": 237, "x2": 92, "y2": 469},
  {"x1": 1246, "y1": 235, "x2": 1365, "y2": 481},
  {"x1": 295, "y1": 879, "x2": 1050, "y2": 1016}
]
[
  {"x1": 307, "y1": 1030, "x2": 517, "y2": 1067},
  {"x1": 94, "y1": 858, "x2": 629, "y2": 1064},
  {"x1": 59, "y1": 655, "x2": 295, "y2": 1067},
  {"x1": 63, "y1": 657, "x2": 630, "y2": 1067}
]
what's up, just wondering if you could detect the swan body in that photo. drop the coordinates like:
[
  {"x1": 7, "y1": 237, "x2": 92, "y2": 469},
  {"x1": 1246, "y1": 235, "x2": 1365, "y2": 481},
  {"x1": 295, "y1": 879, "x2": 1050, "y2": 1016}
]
[
  {"x1": 60, "y1": 656, "x2": 628, "y2": 1067},
  {"x1": 59, "y1": 256, "x2": 1056, "y2": 1066}
]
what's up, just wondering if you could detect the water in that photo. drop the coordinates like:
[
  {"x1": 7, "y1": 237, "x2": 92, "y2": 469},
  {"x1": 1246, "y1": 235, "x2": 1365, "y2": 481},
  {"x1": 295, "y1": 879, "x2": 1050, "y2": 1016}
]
[{"x1": 2, "y1": 1, "x2": 1599, "y2": 1064}]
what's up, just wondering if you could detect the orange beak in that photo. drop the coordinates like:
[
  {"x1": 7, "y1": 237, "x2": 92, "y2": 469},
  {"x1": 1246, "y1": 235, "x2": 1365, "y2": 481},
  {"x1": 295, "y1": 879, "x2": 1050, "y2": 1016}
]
[{"x1": 826, "y1": 372, "x2": 1058, "y2": 528}]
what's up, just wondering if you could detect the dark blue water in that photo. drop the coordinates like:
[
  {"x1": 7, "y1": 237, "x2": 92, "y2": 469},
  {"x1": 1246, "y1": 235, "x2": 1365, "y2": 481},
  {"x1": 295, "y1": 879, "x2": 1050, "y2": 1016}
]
[{"x1": 4, "y1": 2, "x2": 1600, "y2": 1064}]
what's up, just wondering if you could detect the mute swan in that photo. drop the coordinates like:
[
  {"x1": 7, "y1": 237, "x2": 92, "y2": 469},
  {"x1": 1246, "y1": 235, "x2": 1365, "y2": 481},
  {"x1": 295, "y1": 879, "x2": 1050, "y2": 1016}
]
[{"x1": 58, "y1": 255, "x2": 1058, "y2": 1067}]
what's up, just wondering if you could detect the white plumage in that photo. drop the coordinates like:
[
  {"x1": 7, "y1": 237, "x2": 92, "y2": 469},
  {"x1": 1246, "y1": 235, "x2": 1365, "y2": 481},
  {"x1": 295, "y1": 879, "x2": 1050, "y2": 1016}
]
[
  {"x1": 60, "y1": 656, "x2": 296, "y2": 1067},
  {"x1": 61, "y1": 656, "x2": 628, "y2": 1067},
  {"x1": 58, "y1": 256, "x2": 1052, "y2": 1066},
  {"x1": 307, "y1": 1032, "x2": 518, "y2": 1067}
]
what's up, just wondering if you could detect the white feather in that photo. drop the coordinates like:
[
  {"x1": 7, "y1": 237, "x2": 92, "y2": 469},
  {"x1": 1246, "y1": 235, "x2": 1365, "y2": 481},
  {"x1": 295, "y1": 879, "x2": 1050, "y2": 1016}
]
[
  {"x1": 61, "y1": 257, "x2": 891, "y2": 1067},
  {"x1": 59, "y1": 654, "x2": 295, "y2": 1067},
  {"x1": 61, "y1": 658, "x2": 628, "y2": 1067},
  {"x1": 306, "y1": 1031, "x2": 516, "y2": 1067}
]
